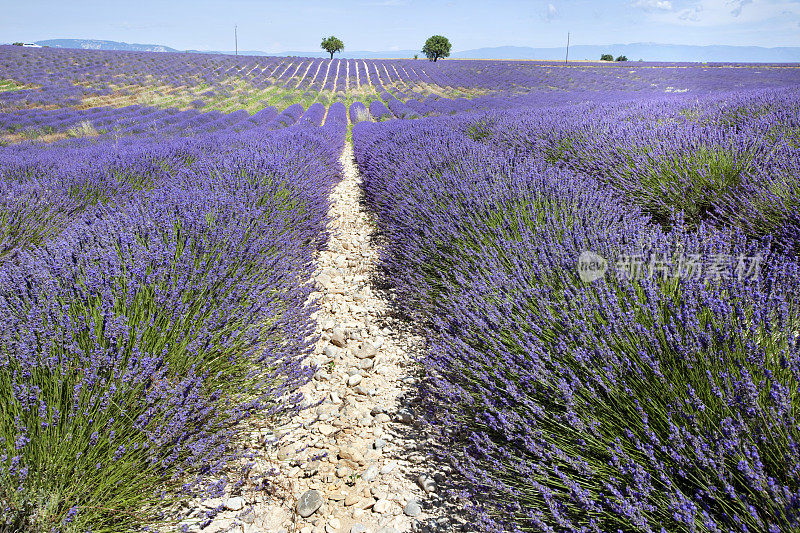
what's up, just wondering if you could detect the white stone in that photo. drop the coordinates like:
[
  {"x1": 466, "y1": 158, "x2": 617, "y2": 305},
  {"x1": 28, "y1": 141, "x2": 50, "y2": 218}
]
[
  {"x1": 362, "y1": 464, "x2": 379, "y2": 482},
  {"x1": 404, "y1": 500, "x2": 422, "y2": 517},
  {"x1": 417, "y1": 474, "x2": 436, "y2": 493},
  {"x1": 373, "y1": 498, "x2": 391, "y2": 514},
  {"x1": 324, "y1": 345, "x2": 339, "y2": 357}
]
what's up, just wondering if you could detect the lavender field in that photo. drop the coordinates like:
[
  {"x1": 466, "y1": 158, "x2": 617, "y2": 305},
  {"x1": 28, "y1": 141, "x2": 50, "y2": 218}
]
[{"x1": 1, "y1": 44, "x2": 800, "y2": 532}]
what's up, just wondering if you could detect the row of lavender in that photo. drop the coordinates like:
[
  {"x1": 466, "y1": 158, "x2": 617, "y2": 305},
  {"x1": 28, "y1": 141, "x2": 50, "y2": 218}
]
[
  {"x1": 429, "y1": 60, "x2": 800, "y2": 92},
  {"x1": 364, "y1": 62, "x2": 800, "y2": 118},
  {"x1": 0, "y1": 47, "x2": 452, "y2": 97},
  {"x1": 352, "y1": 80, "x2": 800, "y2": 125},
  {"x1": 0, "y1": 101, "x2": 334, "y2": 147},
  {"x1": 4, "y1": 46, "x2": 800, "y2": 112},
  {"x1": 2, "y1": 95, "x2": 468, "y2": 145},
  {"x1": 0, "y1": 105, "x2": 346, "y2": 531},
  {"x1": 353, "y1": 87, "x2": 800, "y2": 532},
  {"x1": 0, "y1": 46, "x2": 458, "y2": 110},
  {"x1": 349, "y1": 92, "x2": 648, "y2": 124},
  {"x1": 486, "y1": 87, "x2": 800, "y2": 253}
]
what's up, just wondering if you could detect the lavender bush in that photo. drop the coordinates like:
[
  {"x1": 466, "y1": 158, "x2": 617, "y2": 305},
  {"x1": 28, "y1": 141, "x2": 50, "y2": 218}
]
[
  {"x1": 368, "y1": 100, "x2": 393, "y2": 122},
  {"x1": 348, "y1": 102, "x2": 371, "y2": 124},
  {"x1": 0, "y1": 114, "x2": 342, "y2": 531},
  {"x1": 354, "y1": 90, "x2": 800, "y2": 532},
  {"x1": 466, "y1": 87, "x2": 800, "y2": 239}
]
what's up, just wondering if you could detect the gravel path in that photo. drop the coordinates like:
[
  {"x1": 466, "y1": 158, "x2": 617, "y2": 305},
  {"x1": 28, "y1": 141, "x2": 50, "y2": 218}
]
[{"x1": 182, "y1": 140, "x2": 468, "y2": 533}]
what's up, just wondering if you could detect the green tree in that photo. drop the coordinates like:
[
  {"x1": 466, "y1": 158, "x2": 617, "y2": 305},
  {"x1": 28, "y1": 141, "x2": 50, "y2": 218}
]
[
  {"x1": 321, "y1": 36, "x2": 344, "y2": 60},
  {"x1": 600, "y1": 53, "x2": 614, "y2": 61},
  {"x1": 616, "y1": 55, "x2": 628, "y2": 62},
  {"x1": 422, "y1": 35, "x2": 451, "y2": 62}
]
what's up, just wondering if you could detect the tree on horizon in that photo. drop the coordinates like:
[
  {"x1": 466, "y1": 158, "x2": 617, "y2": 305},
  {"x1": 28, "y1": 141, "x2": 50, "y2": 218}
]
[
  {"x1": 321, "y1": 36, "x2": 344, "y2": 60},
  {"x1": 422, "y1": 35, "x2": 451, "y2": 62}
]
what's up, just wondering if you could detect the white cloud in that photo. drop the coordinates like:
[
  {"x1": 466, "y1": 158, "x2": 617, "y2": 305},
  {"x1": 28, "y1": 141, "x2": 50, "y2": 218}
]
[
  {"x1": 362, "y1": 0, "x2": 408, "y2": 5},
  {"x1": 678, "y1": 5, "x2": 703, "y2": 19},
  {"x1": 631, "y1": 0, "x2": 674, "y2": 10},
  {"x1": 650, "y1": 0, "x2": 800, "y2": 26},
  {"x1": 545, "y1": 3, "x2": 558, "y2": 21},
  {"x1": 727, "y1": 0, "x2": 753, "y2": 15}
]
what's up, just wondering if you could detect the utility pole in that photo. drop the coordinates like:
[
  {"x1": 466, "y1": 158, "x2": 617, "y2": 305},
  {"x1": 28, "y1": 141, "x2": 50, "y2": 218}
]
[
  {"x1": 565, "y1": 32, "x2": 570, "y2": 64},
  {"x1": 235, "y1": 25, "x2": 238, "y2": 56}
]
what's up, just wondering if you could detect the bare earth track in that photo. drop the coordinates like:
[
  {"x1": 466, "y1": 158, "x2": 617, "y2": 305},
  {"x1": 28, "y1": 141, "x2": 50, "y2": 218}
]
[{"x1": 189, "y1": 140, "x2": 469, "y2": 533}]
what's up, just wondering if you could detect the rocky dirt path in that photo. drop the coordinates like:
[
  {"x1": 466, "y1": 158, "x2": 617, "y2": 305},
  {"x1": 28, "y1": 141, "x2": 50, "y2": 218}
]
[
  {"x1": 261, "y1": 139, "x2": 465, "y2": 533},
  {"x1": 184, "y1": 140, "x2": 468, "y2": 533}
]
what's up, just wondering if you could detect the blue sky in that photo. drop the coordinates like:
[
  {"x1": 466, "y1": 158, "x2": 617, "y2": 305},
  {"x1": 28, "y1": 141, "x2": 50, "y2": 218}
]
[{"x1": 3, "y1": 0, "x2": 799, "y2": 51}]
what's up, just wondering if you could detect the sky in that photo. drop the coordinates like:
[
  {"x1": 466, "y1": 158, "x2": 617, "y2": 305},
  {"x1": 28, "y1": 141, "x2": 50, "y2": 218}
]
[{"x1": 3, "y1": 0, "x2": 800, "y2": 52}]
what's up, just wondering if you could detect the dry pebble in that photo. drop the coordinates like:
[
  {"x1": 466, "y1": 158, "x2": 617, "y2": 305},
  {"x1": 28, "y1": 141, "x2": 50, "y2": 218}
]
[
  {"x1": 373, "y1": 498, "x2": 391, "y2": 514},
  {"x1": 404, "y1": 500, "x2": 422, "y2": 517}
]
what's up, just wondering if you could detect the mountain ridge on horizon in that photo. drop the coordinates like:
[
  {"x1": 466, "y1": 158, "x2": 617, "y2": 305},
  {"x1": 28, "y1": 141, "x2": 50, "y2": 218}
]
[{"x1": 22, "y1": 38, "x2": 800, "y2": 63}]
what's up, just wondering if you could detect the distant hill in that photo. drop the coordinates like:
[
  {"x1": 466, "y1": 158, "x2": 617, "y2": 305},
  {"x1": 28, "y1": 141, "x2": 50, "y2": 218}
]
[
  {"x1": 36, "y1": 39, "x2": 180, "y2": 53},
  {"x1": 28, "y1": 39, "x2": 800, "y2": 63}
]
